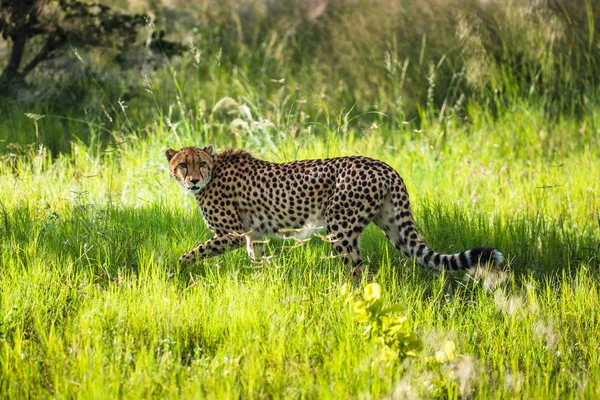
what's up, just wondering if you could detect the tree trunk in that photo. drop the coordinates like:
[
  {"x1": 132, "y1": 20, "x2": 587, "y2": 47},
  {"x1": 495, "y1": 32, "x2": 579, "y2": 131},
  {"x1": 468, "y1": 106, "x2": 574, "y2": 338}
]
[{"x1": 0, "y1": 23, "x2": 28, "y2": 90}]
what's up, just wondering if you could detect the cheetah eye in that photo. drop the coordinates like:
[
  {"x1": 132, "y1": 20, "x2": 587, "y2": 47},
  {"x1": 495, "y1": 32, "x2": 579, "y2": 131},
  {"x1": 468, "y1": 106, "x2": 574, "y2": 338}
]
[
  {"x1": 199, "y1": 161, "x2": 206, "y2": 168},
  {"x1": 178, "y1": 162, "x2": 187, "y2": 169}
]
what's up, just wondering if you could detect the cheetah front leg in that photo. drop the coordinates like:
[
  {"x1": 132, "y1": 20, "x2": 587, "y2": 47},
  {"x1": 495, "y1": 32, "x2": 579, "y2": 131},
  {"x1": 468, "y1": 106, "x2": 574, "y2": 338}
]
[
  {"x1": 178, "y1": 234, "x2": 244, "y2": 264},
  {"x1": 244, "y1": 234, "x2": 266, "y2": 261}
]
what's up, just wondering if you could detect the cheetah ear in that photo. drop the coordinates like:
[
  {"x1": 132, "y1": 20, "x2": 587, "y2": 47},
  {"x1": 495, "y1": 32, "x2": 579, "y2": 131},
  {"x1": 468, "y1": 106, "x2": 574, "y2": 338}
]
[
  {"x1": 203, "y1": 145, "x2": 213, "y2": 156},
  {"x1": 165, "y1": 148, "x2": 177, "y2": 161}
]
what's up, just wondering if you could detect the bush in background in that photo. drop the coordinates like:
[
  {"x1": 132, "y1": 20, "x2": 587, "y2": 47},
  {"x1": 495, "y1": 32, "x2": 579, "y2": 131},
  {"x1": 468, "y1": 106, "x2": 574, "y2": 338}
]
[{"x1": 1, "y1": 0, "x2": 600, "y2": 151}]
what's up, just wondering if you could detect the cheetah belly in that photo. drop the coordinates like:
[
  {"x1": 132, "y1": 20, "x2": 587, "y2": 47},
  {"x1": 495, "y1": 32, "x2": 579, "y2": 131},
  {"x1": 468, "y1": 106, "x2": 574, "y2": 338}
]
[
  {"x1": 246, "y1": 210, "x2": 326, "y2": 240},
  {"x1": 282, "y1": 213, "x2": 326, "y2": 240}
]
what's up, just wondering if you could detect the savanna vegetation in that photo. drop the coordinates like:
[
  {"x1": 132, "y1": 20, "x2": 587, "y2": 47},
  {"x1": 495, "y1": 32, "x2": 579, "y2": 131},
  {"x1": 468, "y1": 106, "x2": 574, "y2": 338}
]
[{"x1": 0, "y1": 0, "x2": 599, "y2": 398}]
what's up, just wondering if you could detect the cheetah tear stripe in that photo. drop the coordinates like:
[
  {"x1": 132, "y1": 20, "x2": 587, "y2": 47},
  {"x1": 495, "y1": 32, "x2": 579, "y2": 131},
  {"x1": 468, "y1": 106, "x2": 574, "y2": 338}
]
[{"x1": 166, "y1": 146, "x2": 503, "y2": 274}]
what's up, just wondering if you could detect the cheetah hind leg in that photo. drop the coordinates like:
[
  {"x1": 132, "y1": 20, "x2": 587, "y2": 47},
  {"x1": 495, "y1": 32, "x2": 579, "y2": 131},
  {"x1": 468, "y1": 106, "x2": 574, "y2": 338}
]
[
  {"x1": 324, "y1": 222, "x2": 368, "y2": 278},
  {"x1": 331, "y1": 230, "x2": 366, "y2": 277},
  {"x1": 373, "y1": 197, "x2": 412, "y2": 257},
  {"x1": 324, "y1": 194, "x2": 380, "y2": 278}
]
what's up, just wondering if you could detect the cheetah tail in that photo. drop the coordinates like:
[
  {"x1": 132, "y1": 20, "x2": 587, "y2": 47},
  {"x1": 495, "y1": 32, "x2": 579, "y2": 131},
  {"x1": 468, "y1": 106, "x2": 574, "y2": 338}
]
[
  {"x1": 405, "y1": 236, "x2": 503, "y2": 271},
  {"x1": 426, "y1": 247, "x2": 503, "y2": 271},
  {"x1": 397, "y1": 216, "x2": 502, "y2": 271},
  {"x1": 389, "y1": 179, "x2": 502, "y2": 271},
  {"x1": 393, "y1": 217, "x2": 503, "y2": 271}
]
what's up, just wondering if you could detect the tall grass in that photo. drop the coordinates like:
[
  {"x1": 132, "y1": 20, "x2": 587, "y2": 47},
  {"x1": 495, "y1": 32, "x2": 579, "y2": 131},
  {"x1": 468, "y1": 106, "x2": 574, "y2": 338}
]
[
  {"x1": 1, "y1": 0, "x2": 599, "y2": 397},
  {"x1": 1, "y1": 100, "x2": 599, "y2": 396},
  {"x1": 3, "y1": 0, "x2": 600, "y2": 153}
]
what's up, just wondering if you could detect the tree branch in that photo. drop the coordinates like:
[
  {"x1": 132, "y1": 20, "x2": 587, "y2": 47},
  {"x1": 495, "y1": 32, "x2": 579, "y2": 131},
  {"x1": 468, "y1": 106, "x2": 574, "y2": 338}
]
[{"x1": 19, "y1": 30, "x2": 66, "y2": 80}]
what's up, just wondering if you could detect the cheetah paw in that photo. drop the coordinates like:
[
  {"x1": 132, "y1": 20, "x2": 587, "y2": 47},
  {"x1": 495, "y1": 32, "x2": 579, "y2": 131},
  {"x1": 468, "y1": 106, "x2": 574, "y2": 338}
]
[{"x1": 352, "y1": 264, "x2": 367, "y2": 279}]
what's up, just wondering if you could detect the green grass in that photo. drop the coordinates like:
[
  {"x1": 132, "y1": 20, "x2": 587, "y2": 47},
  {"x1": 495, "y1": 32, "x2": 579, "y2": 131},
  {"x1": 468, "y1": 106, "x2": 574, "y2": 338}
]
[
  {"x1": 2, "y1": 1, "x2": 599, "y2": 397},
  {"x1": 0, "y1": 104, "x2": 599, "y2": 398}
]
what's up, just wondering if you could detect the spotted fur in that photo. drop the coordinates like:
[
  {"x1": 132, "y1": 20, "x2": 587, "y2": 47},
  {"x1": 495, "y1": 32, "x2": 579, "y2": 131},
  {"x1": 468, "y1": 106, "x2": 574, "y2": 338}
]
[{"x1": 166, "y1": 146, "x2": 502, "y2": 275}]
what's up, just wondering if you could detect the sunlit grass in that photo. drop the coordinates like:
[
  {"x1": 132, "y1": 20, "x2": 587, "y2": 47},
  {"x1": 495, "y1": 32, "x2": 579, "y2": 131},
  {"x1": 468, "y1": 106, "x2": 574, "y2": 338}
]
[
  {"x1": 0, "y1": 105, "x2": 599, "y2": 398},
  {"x1": 1, "y1": 0, "x2": 599, "y2": 396}
]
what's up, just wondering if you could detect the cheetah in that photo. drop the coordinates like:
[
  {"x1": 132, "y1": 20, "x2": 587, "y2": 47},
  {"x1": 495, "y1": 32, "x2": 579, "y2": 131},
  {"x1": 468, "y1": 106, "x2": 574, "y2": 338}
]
[{"x1": 166, "y1": 145, "x2": 502, "y2": 275}]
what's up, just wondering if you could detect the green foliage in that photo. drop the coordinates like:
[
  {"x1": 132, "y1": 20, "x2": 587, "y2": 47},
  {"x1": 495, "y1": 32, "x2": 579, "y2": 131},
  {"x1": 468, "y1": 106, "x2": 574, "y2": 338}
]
[
  {"x1": 0, "y1": 1, "x2": 599, "y2": 397},
  {"x1": 344, "y1": 283, "x2": 422, "y2": 363},
  {"x1": 4, "y1": 0, "x2": 600, "y2": 127},
  {"x1": 0, "y1": 115, "x2": 597, "y2": 397},
  {"x1": 423, "y1": 340, "x2": 461, "y2": 397},
  {"x1": 0, "y1": 0, "x2": 183, "y2": 92},
  {"x1": 132, "y1": 0, "x2": 600, "y2": 118}
]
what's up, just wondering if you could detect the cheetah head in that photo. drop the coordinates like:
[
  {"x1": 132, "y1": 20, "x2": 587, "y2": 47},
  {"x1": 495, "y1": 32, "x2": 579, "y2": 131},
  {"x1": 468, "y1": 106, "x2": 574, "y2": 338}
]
[{"x1": 165, "y1": 145, "x2": 214, "y2": 193}]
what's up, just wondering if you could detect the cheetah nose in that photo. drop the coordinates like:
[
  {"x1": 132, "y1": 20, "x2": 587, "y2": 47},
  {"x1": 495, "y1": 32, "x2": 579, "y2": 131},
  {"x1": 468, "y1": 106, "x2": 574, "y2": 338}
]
[{"x1": 190, "y1": 178, "x2": 200, "y2": 184}]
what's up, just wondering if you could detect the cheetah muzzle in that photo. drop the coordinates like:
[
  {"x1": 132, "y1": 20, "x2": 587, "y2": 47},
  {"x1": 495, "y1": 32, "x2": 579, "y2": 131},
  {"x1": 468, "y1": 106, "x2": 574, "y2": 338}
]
[{"x1": 166, "y1": 145, "x2": 503, "y2": 276}]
